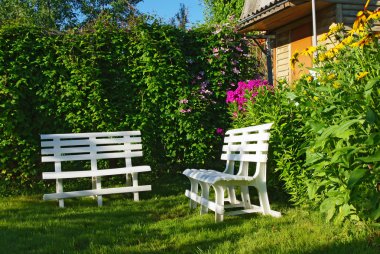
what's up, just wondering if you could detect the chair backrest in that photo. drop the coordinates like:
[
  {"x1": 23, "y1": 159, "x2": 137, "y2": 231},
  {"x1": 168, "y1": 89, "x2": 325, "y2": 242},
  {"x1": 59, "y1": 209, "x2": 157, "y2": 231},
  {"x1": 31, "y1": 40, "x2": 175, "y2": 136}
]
[
  {"x1": 41, "y1": 131, "x2": 143, "y2": 163},
  {"x1": 221, "y1": 123, "x2": 273, "y2": 177},
  {"x1": 221, "y1": 123, "x2": 272, "y2": 163}
]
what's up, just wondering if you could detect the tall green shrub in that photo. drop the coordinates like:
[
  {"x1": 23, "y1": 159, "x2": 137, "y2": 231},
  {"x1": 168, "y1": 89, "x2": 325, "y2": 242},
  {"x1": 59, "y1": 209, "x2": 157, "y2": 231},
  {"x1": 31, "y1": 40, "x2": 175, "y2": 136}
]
[{"x1": 0, "y1": 17, "x2": 260, "y2": 195}]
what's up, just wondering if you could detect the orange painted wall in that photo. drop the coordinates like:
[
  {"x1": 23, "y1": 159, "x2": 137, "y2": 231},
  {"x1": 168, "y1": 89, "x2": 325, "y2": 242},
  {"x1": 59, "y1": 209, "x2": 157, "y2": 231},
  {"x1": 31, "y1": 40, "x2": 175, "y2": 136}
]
[{"x1": 290, "y1": 22, "x2": 313, "y2": 82}]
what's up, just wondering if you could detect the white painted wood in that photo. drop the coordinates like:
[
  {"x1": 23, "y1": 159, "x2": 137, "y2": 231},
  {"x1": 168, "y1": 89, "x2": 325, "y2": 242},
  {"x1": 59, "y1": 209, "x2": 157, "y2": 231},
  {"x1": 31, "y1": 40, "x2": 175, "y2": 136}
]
[
  {"x1": 43, "y1": 185, "x2": 152, "y2": 200},
  {"x1": 223, "y1": 133, "x2": 270, "y2": 143},
  {"x1": 42, "y1": 166, "x2": 151, "y2": 179},
  {"x1": 220, "y1": 153, "x2": 268, "y2": 163},
  {"x1": 41, "y1": 131, "x2": 151, "y2": 207},
  {"x1": 185, "y1": 190, "x2": 224, "y2": 214},
  {"x1": 183, "y1": 123, "x2": 281, "y2": 222},
  {"x1": 41, "y1": 130, "x2": 141, "y2": 139},
  {"x1": 41, "y1": 144, "x2": 142, "y2": 155},
  {"x1": 222, "y1": 143, "x2": 269, "y2": 152},
  {"x1": 41, "y1": 151, "x2": 143, "y2": 162}
]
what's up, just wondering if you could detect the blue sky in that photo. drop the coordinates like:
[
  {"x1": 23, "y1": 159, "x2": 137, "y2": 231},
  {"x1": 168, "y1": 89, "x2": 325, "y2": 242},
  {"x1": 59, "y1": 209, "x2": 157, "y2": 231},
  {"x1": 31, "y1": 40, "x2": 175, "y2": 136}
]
[{"x1": 136, "y1": 0, "x2": 205, "y2": 25}]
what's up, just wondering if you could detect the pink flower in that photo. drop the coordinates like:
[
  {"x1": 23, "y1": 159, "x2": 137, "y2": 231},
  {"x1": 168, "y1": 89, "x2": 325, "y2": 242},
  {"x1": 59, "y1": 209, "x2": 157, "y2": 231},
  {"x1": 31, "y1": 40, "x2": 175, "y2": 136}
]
[
  {"x1": 232, "y1": 67, "x2": 240, "y2": 74},
  {"x1": 226, "y1": 79, "x2": 271, "y2": 111},
  {"x1": 179, "y1": 99, "x2": 188, "y2": 104},
  {"x1": 216, "y1": 128, "x2": 224, "y2": 136},
  {"x1": 180, "y1": 108, "x2": 192, "y2": 113}
]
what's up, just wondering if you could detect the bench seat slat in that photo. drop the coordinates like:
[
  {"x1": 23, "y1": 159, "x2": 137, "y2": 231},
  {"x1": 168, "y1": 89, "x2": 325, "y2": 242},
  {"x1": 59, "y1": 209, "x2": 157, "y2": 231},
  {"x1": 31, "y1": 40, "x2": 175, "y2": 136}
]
[
  {"x1": 43, "y1": 185, "x2": 152, "y2": 200},
  {"x1": 41, "y1": 151, "x2": 143, "y2": 162},
  {"x1": 41, "y1": 131, "x2": 141, "y2": 139},
  {"x1": 183, "y1": 169, "x2": 254, "y2": 185},
  {"x1": 41, "y1": 137, "x2": 141, "y2": 148},
  {"x1": 42, "y1": 166, "x2": 151, "y2": 179},
  {"x1": 41, "y1": 144, "x2": 142, "y2": 155}
]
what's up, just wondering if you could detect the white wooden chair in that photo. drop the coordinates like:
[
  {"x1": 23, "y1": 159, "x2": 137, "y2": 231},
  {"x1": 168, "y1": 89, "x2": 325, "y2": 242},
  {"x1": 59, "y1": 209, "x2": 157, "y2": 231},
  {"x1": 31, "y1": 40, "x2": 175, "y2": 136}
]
[
  {"x1": 41, "y1": 131, "x2": 151, "y2": 207},
  {"x1": 183, "y1": 123, "x2": 281, "y2": 222}
]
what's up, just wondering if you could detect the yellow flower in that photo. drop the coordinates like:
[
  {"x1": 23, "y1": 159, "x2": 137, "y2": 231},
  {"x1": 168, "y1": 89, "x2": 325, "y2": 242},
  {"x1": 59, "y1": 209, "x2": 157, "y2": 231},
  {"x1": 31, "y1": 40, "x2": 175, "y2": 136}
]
[
  {"x1": 351, "y1": 34, "x2": 374, "y2": 48},
  {"x1": 327, "y1": 73, "x2": 336, "y2": 80},
  {"x1": 302, "y1": 46, "x2": 317, "y2": 56},
  {"x1": 325, "y1": 49, "x2": 335, "y2": 59},
  {"x1": 342, "y1": 36, "x2": 354, "y2": 45},
  {"x1": 318, "y1": 53, "x2": 326, "y2": 62},
  {"x1": 318, "y1": 33, "x2": 329, "y2": 42},
  {"x1": 306, "y1": 75, "x2": 313, "y2": 83},
  {"x1": 290, "y1": 50, "x2": 300, "y2": 70},
  {"x1": 313, "y1": 96, "x2": 319, "y2": 101},
  {"x1": 353, "y1": 11, "x2": 365, "y2": 31},
  {"x1": 328, "y1": 23, "x2": 344, "y2": 34},
  {"x1": 356, "y1": 71, "x2": 369, "y2": 80},
  {"x1": 335, "y1": 42, "x2": 344, "y2": 51},
  {"x1": 368, "y1": 10, "x2": 380, "y2": 21},
  {"x1": 333, "y1": 81, "x2": 341, "y2": 89}
]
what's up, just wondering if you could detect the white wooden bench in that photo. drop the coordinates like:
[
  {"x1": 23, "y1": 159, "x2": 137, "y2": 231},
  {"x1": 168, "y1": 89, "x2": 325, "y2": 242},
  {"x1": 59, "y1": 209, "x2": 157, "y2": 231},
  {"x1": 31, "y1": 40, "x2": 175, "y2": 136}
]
[
  {"x1": 183, "y1": 123, "x2": 281, "y2": 222},
  {"x1": 41, "y1": 131, "x2": 151, "y2": 207}
]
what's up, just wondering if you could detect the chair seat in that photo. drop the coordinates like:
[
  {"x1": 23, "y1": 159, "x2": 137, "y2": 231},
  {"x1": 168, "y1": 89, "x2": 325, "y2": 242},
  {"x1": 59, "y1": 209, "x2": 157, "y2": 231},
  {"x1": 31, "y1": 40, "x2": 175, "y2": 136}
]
[{"x1": 183, "y1": 169, "x2": 254, "y2": 185}]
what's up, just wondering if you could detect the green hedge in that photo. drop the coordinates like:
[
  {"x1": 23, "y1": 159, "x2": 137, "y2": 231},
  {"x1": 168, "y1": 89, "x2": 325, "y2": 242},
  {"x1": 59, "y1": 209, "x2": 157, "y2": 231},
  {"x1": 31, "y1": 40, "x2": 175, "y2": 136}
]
[{"x1": 0, "y1": 17, "x2": 259, "y2": 195}]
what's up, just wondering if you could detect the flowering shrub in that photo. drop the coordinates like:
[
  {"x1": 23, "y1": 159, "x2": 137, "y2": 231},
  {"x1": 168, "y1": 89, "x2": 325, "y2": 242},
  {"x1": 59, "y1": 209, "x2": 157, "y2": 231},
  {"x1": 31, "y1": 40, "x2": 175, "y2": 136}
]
[
  {"x1": 229, "y1": 1, "x2": 380, "y2": 223},
  {"x1": 226, "y1": 79, "x2": 270, "y2": 110}
]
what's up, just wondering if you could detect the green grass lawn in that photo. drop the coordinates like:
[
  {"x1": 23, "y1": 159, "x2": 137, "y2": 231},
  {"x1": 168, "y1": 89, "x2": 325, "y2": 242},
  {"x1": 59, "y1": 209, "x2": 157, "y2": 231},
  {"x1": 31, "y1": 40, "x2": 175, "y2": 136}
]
[{"x1": 0, "y1": 173, "x2": 379, "y2": 254}]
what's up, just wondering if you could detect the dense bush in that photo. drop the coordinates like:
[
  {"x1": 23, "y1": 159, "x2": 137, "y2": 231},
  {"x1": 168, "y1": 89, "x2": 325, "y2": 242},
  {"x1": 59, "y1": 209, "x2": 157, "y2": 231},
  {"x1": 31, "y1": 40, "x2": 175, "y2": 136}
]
[
  {"x1": 0, "y1": 16, "x2": 260, "y2": 195},
  {"x1": 228, "y1": 7, "x2": 380, "y2": 222}
]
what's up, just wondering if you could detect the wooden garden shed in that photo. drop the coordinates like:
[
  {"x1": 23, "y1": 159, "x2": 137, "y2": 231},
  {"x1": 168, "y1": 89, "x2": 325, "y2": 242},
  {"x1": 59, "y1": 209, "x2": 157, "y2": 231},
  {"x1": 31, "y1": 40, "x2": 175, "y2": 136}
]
[{"x1": 239, "y1": 0, "x2": 380, "y2": 83}]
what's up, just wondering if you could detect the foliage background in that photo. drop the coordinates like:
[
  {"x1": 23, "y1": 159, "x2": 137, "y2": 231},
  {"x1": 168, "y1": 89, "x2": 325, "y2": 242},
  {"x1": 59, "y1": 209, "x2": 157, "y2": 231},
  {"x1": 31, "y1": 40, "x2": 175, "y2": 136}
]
[{"x1": 0, "y1": 15, "x2": 260, "y2": 195}]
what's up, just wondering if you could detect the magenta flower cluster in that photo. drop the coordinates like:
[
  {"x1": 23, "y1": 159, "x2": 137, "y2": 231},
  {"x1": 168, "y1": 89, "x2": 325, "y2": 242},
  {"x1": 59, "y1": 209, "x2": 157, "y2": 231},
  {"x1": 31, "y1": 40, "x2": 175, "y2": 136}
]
[{"x1": 226, "y1": 79, "x2": 269, "y2": 110}]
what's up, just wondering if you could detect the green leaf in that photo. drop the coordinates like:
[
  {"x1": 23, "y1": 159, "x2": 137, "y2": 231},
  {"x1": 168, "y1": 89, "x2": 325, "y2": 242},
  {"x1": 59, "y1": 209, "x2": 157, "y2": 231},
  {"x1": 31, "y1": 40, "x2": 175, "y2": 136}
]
[
  {"x1": 370, "y1": 205, "x2": 380, "y2": 220},
  {"x1": 364, "y1": 133, "x2": 380, "y2": 145},
  {"x1": 357, "y1": 150, "x2": 380, "y2": 163},
  {"x1": 347, "y1": 168, "x2": 367, "y2": 189},
  {"x1": 365, "y1": 107, "x2": 379, "y2": 125},
  {"x1": 285, "y1": 92, "x2": 297, "y2": 100}
]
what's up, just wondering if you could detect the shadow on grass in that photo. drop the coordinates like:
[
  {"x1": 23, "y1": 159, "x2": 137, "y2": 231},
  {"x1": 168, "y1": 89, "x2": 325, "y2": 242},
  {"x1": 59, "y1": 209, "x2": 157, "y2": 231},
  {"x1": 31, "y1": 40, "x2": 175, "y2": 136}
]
[{"x1": 0, "y1": 173, "x2": 378, "y2": 254}]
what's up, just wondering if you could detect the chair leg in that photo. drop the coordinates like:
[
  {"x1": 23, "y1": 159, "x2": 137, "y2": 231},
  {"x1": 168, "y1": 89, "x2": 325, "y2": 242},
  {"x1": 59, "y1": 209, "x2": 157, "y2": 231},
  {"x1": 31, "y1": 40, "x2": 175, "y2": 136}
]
[
  {"x1": 257, "y1": 183, "x2": 271, "y2": 214},
  {"x1": 199, "y1": 182, "x2": 210, "y2": 215},
  {"x1": 189, "y1": 179, "x2": 199, "y2": 209},
  {"x1": 227, "y1": 186, "x2": 238, "y2": 204},
  {"x1": 132, "y1": 172, "x2": 139, "y2": 201},
  {"x1": 240, "y1": 186, "x2": 252, "y2": 209},
  {"x1": 57, "y1": 179, "x2": 64, "y2": 208},
  {"x1": 214, "y1": 185, "x2": 225, "y2": 222}
]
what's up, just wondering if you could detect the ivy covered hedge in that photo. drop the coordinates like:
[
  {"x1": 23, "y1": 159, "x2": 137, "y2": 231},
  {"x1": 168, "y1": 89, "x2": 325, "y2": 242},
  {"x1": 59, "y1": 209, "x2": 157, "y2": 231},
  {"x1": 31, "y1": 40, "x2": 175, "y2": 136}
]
[{"x1": 0, "y1": 17, "x2": 259, "y2": 195}]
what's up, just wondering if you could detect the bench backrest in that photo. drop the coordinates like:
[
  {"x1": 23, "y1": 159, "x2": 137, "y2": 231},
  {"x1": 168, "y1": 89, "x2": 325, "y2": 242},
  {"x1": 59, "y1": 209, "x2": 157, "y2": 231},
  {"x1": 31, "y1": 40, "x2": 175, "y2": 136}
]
[
  {"x1": 41, "y1": 131, "x2": 143, "y2": 163},
  {"x1": 222, "y1": 123, "x2": 273, "y2": 176}
]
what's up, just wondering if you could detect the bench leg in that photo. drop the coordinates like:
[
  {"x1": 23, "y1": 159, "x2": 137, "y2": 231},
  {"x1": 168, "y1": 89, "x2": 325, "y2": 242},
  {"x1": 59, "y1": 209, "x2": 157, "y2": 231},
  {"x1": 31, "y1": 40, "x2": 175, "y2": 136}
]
[
  {"x1": 92, "y1": 176, "x2": 103, "y2": 206},
  {"x1": 199, "y1": 182, "x2": 210, "y2": 215},
  {"x1": 241, "y1": 186, "x2": 252, "y2": 209},
  {"x1": 214, "y1": 185, "x2": 225, "y2": 222},
  {"x1": 132, "y1": 172, "x2": 139, "y2": 201},
  {"x1": 57, "y1": 179, "x2": 64, "y2": 208},
  {"x1": 227, "y1": 186, "x2": 238, "y2": 204},
  {"x1": 189, "y1": 179, "x2": 199, "y2": 209},
  {"x1": 257, "y1": 183, "x2": 271, "y2": 214}
]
